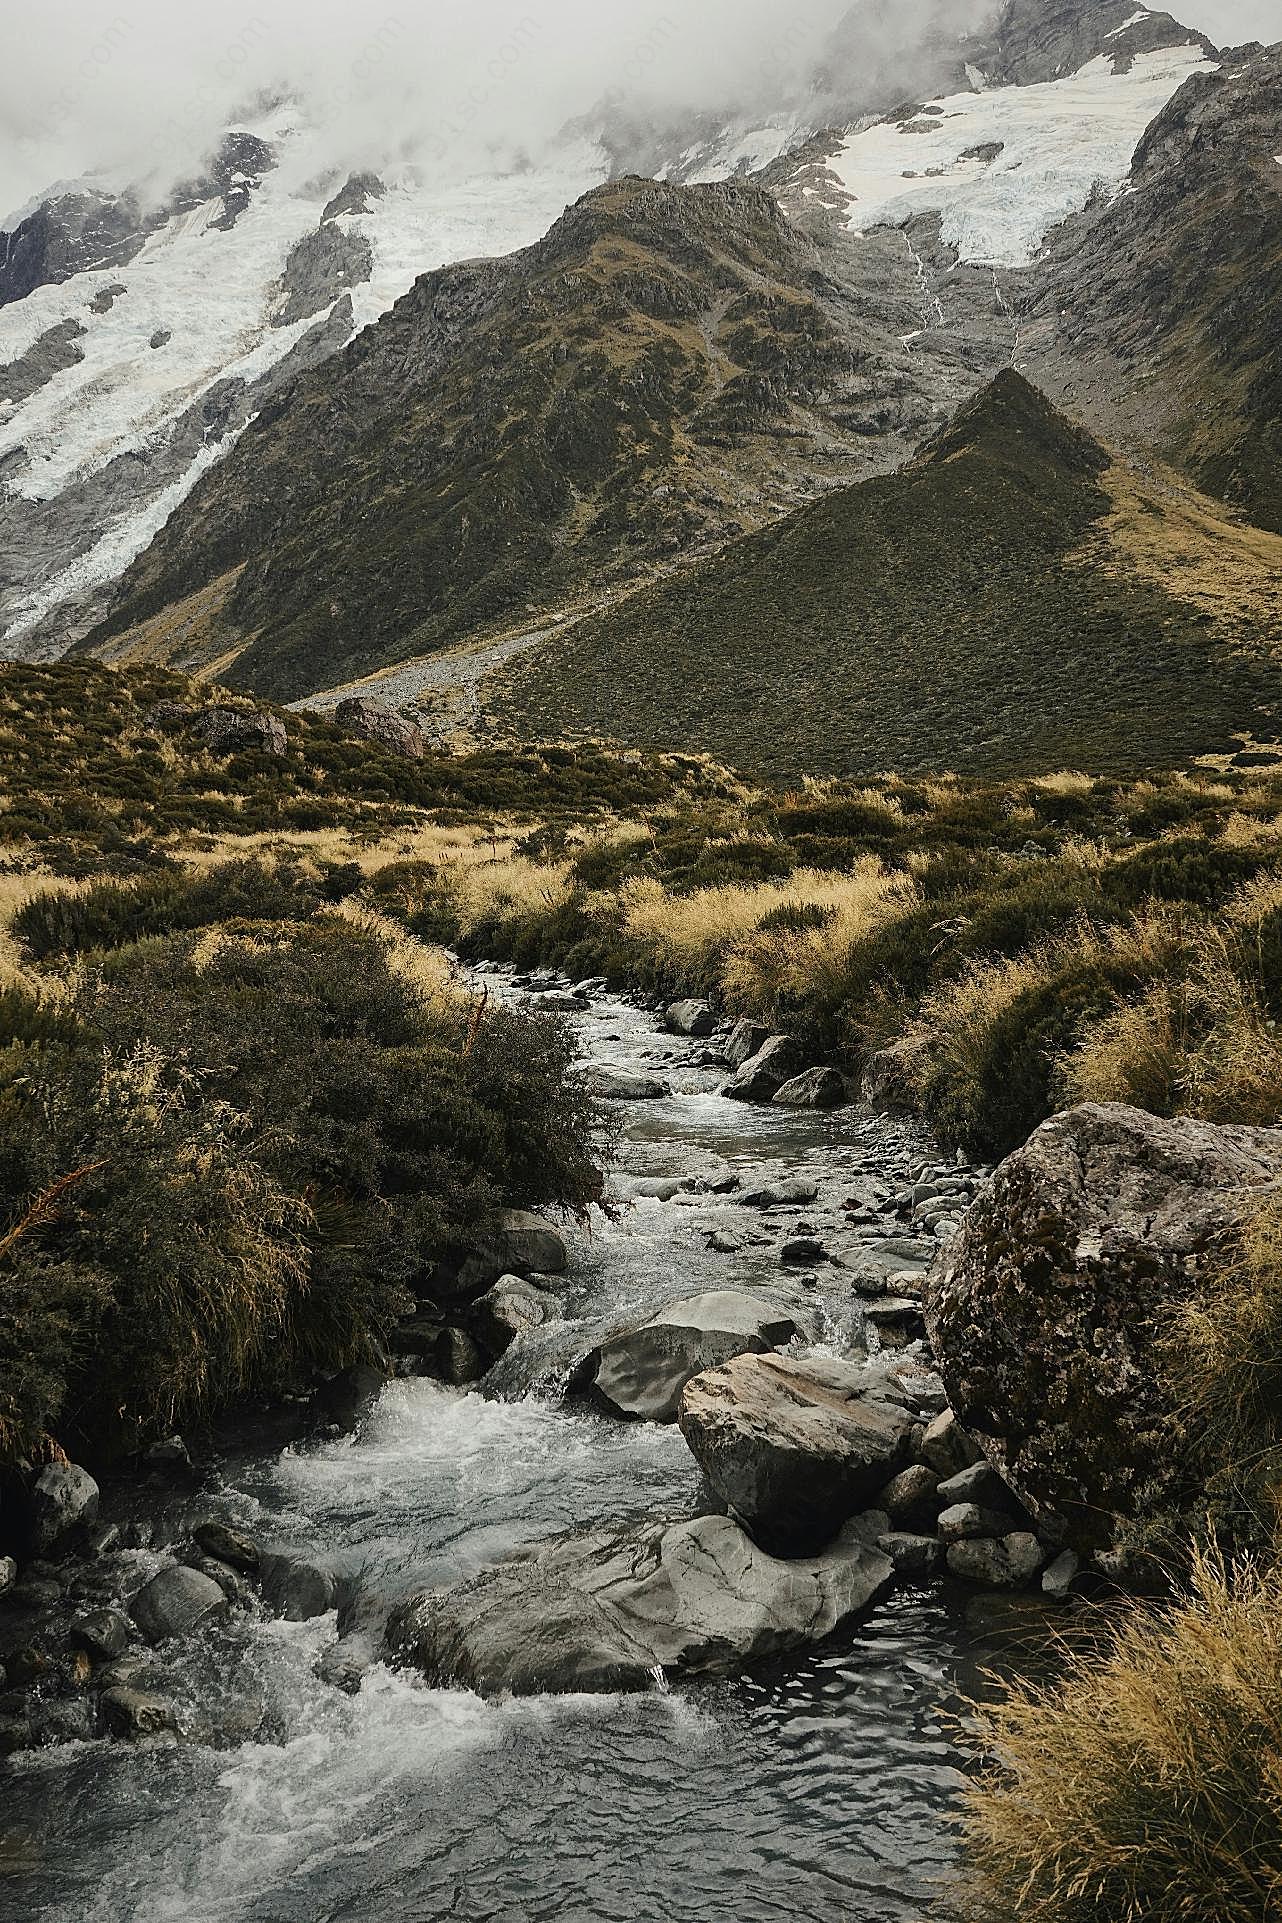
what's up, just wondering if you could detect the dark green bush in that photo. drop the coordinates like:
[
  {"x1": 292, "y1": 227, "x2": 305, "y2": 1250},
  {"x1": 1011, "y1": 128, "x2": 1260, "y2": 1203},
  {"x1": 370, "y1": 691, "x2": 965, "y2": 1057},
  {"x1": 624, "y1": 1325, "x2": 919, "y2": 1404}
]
[
  {"x1": 1103, "y1": 838, "x2": 1271, "y2": 911},
  {"x1": 0, "y1": 918, "x2": 604, "y2": 1462},
  {"x1": 12, "y1": 858, "x2": 325, "y2": 960}
]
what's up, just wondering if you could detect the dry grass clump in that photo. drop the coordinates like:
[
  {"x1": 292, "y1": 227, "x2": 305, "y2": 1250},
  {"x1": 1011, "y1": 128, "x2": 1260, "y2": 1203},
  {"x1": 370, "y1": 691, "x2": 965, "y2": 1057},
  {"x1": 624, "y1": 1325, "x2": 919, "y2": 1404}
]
[
  {"x1": 958, "y1": 1552, "x2": 1282, "y2": 1923},
  {"x1": 1061, "y1": 896, "x2": 1282, "y2": 1128},
  {"x1": 1165, "y1": 1189, "x2": 1282, "y2": 1539},
  {"x1": 905, "y1": 914, "x2": 1192, "y2": 1154},
  {"x1": 618, "y1": 862, "x2": 914, "y2": 1005}
]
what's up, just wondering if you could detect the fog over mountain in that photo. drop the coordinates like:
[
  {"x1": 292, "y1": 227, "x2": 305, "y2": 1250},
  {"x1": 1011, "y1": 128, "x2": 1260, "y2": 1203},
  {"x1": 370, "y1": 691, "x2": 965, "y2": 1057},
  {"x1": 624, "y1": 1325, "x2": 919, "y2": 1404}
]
[{"x1": 4, "y1": 0, "x2": 1272, "y2": 221}]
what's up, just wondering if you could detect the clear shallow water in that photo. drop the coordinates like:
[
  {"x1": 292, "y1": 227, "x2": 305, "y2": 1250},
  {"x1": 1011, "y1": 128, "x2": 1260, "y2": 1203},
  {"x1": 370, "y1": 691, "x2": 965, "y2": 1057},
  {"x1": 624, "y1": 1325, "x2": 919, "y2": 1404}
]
[{"x1": 3, "y1": 978, "x2": 978, "y2": 1923}]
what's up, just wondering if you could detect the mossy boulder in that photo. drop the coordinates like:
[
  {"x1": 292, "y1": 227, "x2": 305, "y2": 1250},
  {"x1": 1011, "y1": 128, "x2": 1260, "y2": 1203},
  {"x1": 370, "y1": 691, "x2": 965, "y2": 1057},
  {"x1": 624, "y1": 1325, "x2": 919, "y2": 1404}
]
[{"x1": 925, "y1": 1102, "x2": 1282, "y2": 1548}]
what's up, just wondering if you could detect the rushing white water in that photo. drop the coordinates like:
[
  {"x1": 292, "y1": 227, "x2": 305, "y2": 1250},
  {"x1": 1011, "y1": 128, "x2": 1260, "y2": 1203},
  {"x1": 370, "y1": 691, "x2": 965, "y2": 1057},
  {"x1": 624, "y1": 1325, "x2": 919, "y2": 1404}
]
[{"x1": 2, "y1": 972, "x2": 988, "y2": 1923}]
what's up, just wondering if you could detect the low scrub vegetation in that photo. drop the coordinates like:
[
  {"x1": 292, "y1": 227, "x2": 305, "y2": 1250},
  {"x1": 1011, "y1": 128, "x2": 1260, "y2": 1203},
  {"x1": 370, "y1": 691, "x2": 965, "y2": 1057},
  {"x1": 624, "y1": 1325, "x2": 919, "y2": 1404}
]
[
  {"x1": 370, "y1": 769, "x2": 1282, "y2": 1158},
  {"x1": 0, "y1": 882, "x2": 602, "y2": 1466}
]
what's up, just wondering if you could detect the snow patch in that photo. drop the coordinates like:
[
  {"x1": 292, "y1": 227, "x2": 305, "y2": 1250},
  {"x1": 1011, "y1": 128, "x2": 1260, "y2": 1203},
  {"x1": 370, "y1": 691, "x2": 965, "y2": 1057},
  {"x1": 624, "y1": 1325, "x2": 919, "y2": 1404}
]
[
  {"x1": 817, "y1": 45, "x2": 1214, "y2": 266},
  {"x1": 0, "y1": 133, "x2": 608, "y2": 647}
]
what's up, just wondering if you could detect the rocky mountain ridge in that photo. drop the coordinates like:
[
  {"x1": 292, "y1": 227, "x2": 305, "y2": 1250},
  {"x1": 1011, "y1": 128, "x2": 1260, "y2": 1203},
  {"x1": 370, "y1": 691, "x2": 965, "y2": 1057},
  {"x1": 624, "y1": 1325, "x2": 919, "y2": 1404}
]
[{"x1": 2, "y1": 0, "x2": 1240, "y2": 677}]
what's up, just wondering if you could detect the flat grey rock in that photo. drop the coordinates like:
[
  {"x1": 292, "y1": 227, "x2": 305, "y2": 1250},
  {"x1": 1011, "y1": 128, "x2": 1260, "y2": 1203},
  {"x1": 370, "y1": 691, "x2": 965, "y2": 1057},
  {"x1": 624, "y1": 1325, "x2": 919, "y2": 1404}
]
[
  {"x1": 391, "y1": 1513, "x2": 893, "y2": 1695},
  {"x1": 588, "y1": 1291, "x2": 798, "y2": 1422}
]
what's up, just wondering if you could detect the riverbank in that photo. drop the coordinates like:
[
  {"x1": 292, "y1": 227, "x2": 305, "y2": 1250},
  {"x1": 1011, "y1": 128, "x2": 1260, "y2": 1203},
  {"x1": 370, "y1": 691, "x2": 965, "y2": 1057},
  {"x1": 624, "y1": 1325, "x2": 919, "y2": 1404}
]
[{"x1": 1, "y1": 964, "x2": 1070, "y2": 1921}]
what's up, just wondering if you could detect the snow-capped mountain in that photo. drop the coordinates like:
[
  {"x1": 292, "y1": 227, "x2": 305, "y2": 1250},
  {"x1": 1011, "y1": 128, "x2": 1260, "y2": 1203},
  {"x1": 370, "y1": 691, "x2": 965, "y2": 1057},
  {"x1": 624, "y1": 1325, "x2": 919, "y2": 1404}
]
[{"x1": 0, "y1": 0, "x2": 1248, "y2": 671}]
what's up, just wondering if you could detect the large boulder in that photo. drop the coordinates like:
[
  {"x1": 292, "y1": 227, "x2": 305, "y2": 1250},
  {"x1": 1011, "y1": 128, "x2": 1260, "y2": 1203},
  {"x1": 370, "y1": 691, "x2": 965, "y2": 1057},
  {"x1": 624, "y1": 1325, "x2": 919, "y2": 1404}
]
[
  {"x1": 859, "y1": 1036, "x2": 929, "y2": 1113},
  {"x1": 772, "y1": 1067, "x2": 849, "y2": 1109},
  {"x1": 723, "y1": 1036, "x2": 806, "y2": 1102},
  {"x1": 926, "y1": 1102, "x2": 1282, "y2": 1547},
  {"x1": 678, "y1": 1353, "x2": 916, "y2": 1553},
  {"x1": 724, "y1": 1019, "x2": 770, "y2": 1068},
  {"x1": 190, "y1": 705, "x2": 287, "y2": 757},
  {"x1": 390, "y1": 1513, "x2": 893, "y2": 1695},
  {"x1": 334, "y1": 696, "x2": 426, "y2": 759},
  {"x1": 666, "y1": 999, "x2": 715, "y2": 1038},
  {"x1": 442, "y1": 1208, "x2": 568, "y2": 1298},
  {"x1": 29, "y1": 1462, "x2": 99, "y2": 1555},
  {"x1": 582, "y1": 1291, "x2": 798, "y2": 1421}
]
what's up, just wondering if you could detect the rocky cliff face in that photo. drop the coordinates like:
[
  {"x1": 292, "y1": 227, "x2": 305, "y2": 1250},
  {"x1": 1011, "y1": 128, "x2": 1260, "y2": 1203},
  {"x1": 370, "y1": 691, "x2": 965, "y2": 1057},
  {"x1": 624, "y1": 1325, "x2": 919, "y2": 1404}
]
[{"x1": 1023, "y1": 44, "x2": 1282, "y2": 533}]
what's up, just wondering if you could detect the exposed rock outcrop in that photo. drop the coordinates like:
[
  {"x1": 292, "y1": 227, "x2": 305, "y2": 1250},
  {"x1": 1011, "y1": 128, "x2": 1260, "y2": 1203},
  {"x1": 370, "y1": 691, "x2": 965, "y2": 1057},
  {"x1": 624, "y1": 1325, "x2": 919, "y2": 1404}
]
[
  {"x1": 334, "y1": 696, "x2": 426, "y2": 758},
  {"x1": 926, "y1": 1102, "x2": 1282, "y2": 1547}
]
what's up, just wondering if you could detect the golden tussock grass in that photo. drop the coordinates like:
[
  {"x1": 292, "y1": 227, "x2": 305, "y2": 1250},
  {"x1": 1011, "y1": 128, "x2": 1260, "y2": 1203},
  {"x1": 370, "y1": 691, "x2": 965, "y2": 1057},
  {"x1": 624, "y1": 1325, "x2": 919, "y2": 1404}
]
[
  {"x1": 618, "y1": 861, "x2": 916, "y2": 1009},
  {"x1": 959, "y1": 1549, "x2": 1282, "y2": 1923},
  {"x1": 0, "y1": 871, "x2": 85, "y2": 993}
]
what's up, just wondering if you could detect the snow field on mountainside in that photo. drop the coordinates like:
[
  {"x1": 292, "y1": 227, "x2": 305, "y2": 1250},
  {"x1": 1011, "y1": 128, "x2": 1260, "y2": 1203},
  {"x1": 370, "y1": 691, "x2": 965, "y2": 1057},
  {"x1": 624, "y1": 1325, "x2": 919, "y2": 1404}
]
[
  {"x1": 821, "y1": 45, "x2": 1213, "y2": 266},
  {"x1": 0, "y1": 146, "x2": 607, "y2": 507}
]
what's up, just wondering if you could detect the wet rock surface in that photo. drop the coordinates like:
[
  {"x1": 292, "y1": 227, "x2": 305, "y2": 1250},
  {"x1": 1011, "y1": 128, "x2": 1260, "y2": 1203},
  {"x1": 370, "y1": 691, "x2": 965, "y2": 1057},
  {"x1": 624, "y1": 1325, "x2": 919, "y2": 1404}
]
[
  {"x1": 581, "y1": 1291, "x2": 800, "y2": 1422},
  {"x1": 391, "y1": 1513, "x2": 895, "y2": 1695},
  {"x1": 679, "y1": 1353, "x2": 919, "y2": 1554}
]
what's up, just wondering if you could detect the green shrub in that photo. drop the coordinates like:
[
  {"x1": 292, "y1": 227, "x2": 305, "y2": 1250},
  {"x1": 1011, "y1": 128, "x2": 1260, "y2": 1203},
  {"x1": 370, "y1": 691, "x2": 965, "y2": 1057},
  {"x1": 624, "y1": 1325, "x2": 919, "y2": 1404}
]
[
  {"x1": 1103, "y1": 837, "x2": 1272, "y2": 910},
  {"x1": 0, "y1": 916, "x2": 604, "y2": 1462},
  {"x1": 12, "y1": 858, "x2": 324, "y2": 960}
]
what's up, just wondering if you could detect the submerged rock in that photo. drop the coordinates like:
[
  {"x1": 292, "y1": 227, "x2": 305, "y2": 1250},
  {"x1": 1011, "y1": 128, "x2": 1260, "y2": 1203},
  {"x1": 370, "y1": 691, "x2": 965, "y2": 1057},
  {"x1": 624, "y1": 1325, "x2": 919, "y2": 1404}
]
[
  {"x1": 678, "y1": 1353, "x2": 915, "y2": 1554},
  {"x1": 391, "y1": 1513, "x2": 894, "y2": 1695},
  {"x1": 582, "y1": 1291, "x2": 798, "y2": 1421},
  {"x1": 927, "y1": 1101, "x2": 1282, "y2": 1546},
  {"x1": 260, "y1": 1553, "x2": 336, "y2": 1621},
  {"x1": 313, "y1": 1365, "x2": 385, "y2": 1434},
  {"x1": 131, "y1": 1566, "x2": 228, "y2": 1644},
  {"x1": 586, "y1": 1067, "x2": 671, "y2": 1101},
  {"x1": 101, "y1": 1687, "x2": 178, "y2": 1739}
]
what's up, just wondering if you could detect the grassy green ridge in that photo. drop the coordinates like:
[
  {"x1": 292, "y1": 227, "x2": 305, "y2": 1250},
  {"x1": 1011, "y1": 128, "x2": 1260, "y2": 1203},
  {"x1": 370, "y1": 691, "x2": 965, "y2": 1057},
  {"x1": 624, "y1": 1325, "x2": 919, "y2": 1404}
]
[{"x1": 491, "y1": 370, "x2": 1282, "y2": 781}]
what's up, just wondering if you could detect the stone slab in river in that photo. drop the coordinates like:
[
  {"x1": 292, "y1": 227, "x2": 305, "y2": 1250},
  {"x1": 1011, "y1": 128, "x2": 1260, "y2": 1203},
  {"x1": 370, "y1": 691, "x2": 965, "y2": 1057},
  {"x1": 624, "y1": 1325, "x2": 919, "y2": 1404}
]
[
  {"x1": 679, "y1": 1352, "x2": 916, "y2": 1553},
  {"x1": 590, "y1": 1290, "x2": 799, "y2": 1421},
  {"x1": 926, "y1": 1101, "x2": 1282, "y2": 1547},
  {"x1": 391, "y1": 1513, "x2": 894, "y2": 1695}
]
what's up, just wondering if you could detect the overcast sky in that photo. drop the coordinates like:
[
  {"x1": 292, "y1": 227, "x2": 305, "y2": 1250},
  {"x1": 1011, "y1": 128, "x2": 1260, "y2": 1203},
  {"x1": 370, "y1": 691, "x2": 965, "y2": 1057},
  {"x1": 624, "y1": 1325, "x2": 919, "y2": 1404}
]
[{"x1": 1, "y1": 0, "x2": 1276, "y2": 221}]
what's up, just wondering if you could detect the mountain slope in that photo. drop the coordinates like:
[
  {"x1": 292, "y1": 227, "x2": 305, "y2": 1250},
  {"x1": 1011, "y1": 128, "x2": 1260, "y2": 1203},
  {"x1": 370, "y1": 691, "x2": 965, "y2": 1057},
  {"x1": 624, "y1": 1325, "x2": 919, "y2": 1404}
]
[
  {"x1": 485, "y1": 370, "x2": 1282, "y2": 780},
  {"x1": 1023, "y1": 42, "x2": 1282, "y2": 534},
  {"x1": 85, "y1": 174, "x2": 949, "y2": 700},
  {"x1": 0, "y1": 111, "x2": 612, "y2": 659}
]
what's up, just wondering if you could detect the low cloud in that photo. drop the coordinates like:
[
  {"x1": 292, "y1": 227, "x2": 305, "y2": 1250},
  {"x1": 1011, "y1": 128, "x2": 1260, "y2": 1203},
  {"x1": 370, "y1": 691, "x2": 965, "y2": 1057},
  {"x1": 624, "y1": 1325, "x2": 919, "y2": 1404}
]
[{"x1": 1, "y1": 0, "x2": 1272, "y2": 222}]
